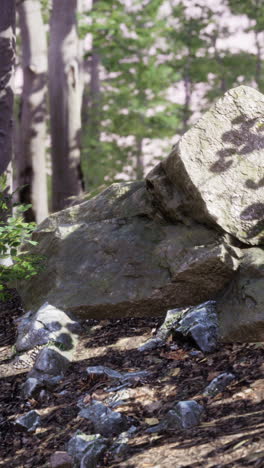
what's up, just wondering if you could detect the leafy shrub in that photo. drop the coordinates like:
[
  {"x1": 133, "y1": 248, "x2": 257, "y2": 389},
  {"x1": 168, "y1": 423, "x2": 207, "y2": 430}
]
[{"x1": 0, "y1": 176, "x2": 44, "y2": 300}]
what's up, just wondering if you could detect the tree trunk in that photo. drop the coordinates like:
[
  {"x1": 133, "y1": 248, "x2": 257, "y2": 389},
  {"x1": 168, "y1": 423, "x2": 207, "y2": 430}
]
[
  {"x1": 17, "y1": 0, "x2": 49, "y2": 223},
  {"x1": 49, "y1": 0, "x2": 83, "y2": 212},
  {"x1": 81, "y1": 0, "x2": 101, "y2": 190},
  {"x1": 135, "y1": 136, "x2": 144, "y2": 180},
  {"x1": 0, "y1": 1, "x2": 15, "y2": 179}
]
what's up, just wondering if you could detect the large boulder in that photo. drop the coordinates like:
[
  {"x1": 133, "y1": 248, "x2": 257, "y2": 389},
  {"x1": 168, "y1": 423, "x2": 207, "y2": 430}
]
[
  {"x1": 147, "y1": 86, "x2": 264, "y2": 246},
  {"x1": 218, "y1": 248, "x2": 264, "y2": 341},
  {"x1": 17, "y1": 181, "x2": 239, "y2": 319}
]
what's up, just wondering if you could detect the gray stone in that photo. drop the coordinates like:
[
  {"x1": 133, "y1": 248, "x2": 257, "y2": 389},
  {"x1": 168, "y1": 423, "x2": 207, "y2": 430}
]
[
  {"x1": 86, "y1": 366, "x2": 150, "y2": 390},
  {"x1": 33, "y1": 347, "x2": 69, "y2": 376},
  {"x1": 147, "y1": 401, "x2": 204, "y2": 433},
  {"x1": 166, "y1": 401, "x2": 204, "y2": 430},
  {"x1": 218, "y1": 248, "x2": 264, "y2": 342},
  {"x1": 86, "y1": 366, "x2": 123, "y2": 381},
  {"x1": 79, "y1": 400, "x2": 129, "y2": 437},
  {"x1": 16, "y1": 302, "x2": 81, "y2": 352},
  {"x1": 68, "y1": 432, "x2": 107, "y2": 466},
  {"x1": 203, "y1": 373, "x2": 235, "y2": 397},
  {"x1": 22, "y1": 377, "x2": 41, "y2": 399},
  {"x1": 50, "y1": 451, "x2": 73, "y2": 468},
  {"x1": 140, "y1": 301, "x2": 218, "y2": 353},
  {"x1": 110, "y1": 426, "x2": 137, "y2": 457},
  {"x1": 14, "y1": 410, "x2": 41, "y2": 432},
  {"x1": 176, "y1": 301, "x2": 218, "y2": 352},
  {"x1": 147, "y1": 86, "x2": 264, "y2": 245},
  {"x1": 17, "y1": 181, "x2": 239, "y2": 319}
]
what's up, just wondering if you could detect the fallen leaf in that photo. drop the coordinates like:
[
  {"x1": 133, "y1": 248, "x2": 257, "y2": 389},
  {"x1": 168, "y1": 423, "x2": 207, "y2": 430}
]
[
  {"x1": 168, "y1": 367, "x2": 181, "y2": 377},
  {"x1": 145, "y1": 417, "x2": 160, "y2": 426}
]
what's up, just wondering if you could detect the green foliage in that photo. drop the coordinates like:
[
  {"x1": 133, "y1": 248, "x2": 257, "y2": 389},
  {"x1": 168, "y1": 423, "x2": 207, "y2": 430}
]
[
  {"x1": 81, "y1": 0, "x2": 180, "y2": 190},
  {"x1": 0, "y1": 176, "x2": 44, "y2": 300}
]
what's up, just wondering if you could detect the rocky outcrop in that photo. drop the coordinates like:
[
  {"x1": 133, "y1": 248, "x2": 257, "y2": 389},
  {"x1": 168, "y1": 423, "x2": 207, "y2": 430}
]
[
  {"x1": 17, "y1": 181, "x2": 239, "y2": 319},
  {"x1": 218, "y1": 248, "x2": 264, "y2": 342},
  {"x1": 16, "y1": 86, "x2": 264, "y2": 341},
  {"x1": 147, "y1": 86, "x2": 264, "y2": 246}
]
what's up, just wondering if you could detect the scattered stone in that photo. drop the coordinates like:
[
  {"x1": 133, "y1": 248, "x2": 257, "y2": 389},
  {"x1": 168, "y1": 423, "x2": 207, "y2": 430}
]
[
  {"x1": 16, "y1": 302, "x2": 81, "y2": 352},
  {"x1": 79, "y1": 400, "x2": 130, "y2": 437},
  {"x1": 86, "y1": 366, "x2": 123, "y2": 381},
  {"x1": 138, "y1": 337, "x2": 164, "y2": 352},
  {"x1": 32, "y1": 347, "x2": 69, "y2": 376},
  {"x1": 68, "y1": 432, "x2": 107, "y2": 467},
  {"x1": 14, "y1": 410, "x2": 41, "y2": 433},
  {"x1": 110, "y1": 426, "x2": 137, "y2": 457},
  {"x1": 86, "y1": 366, "x2": 150, "y2": 386},
  {"x1": 50, "y1": 451, "x2": 73, "y2": 468},
  {"x1": 166, "y1": 401, "x2": 204, "y2": 429},
  {"x1": 140, "y1": 301, "x2": 218, "y2": 353},
  {"x1": 203, "y1": 373, "x2": 236, "y2": 397},
  {"x1": 176, "y1": 301, "x2": 218, "y2": 352},
  {"x1": 147, "y1": 401, "x2": 204, "y2": 433},
  {"x1": 22, "y1": 377, "x2": 41, "y2": 399}
]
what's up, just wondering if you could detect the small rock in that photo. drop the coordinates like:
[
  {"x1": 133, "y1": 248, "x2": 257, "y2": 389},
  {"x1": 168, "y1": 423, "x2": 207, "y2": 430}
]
[
  {"x1": 50, "y1": 451, "x2": 73, "y2": 468},
  {"x1": 86, "y1": 366, "x2": 123, "y2": 381},
  {"x1": 33, "y1": 347, "x2": 69, "y2": 376},
  {"x1": 16, "y1": 302, "x2": 81, "y2": 352},
  {"x1": 139, "y1": 301, "x2": 218, "y2": 353},
  {"x1": 147, "y1": 400, "x2": 204, "y2": 433},
  {"x1": 166, "y1": 400, "x2": 204, "y2": 429},
  {"x1": 110, "y1": 426, "x2": 137, "y2": 457},
  {"x1": 68, "y1": 432, "x2": 107, "y2": 465},
  {"x1": 79, "y1": 400, "x2": 129, "y2": 437},
  {"x1": 14, "y1": 410, "x2": 41, "y2": 433},
  {"x1": 203, "y1": 373, "x2": 235, "y2": 397},
  {"x1": 138, "y1": 337, "x2": 164, "y2": 352},
  {"x1": 22, "y1": 377, "x2": 41, "y2": 399}
]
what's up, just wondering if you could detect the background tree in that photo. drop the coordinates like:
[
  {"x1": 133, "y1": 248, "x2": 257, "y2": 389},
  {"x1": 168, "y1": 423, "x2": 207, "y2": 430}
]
[
  {"x1": 17, "y1": 0, "x2": 49, "y2": 223},
  {"x1": 0, "y1": 1, "x2": 16, "y2": 186},
  {"x1": 49, "y1": 0, "x2": 83, "y2": 212}
]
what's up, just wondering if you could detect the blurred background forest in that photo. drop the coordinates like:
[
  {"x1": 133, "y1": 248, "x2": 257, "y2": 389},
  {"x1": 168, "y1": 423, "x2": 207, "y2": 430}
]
[{"x1": 4, "y1": 0, "x2": 264, "y2": 223}]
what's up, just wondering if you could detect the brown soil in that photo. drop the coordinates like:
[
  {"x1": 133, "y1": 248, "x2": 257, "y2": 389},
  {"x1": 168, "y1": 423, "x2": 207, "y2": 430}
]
[{"x1": 0, "y1": 296, "x2": 264, "y2": 468}]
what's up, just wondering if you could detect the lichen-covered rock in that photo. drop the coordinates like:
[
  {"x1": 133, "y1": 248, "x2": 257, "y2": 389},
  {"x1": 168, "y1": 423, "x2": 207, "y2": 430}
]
[
  {"x1": 139, "y1": 300, "x2": 219, "y2": 352},
  {"x1": 147, "y1": 86, "x2": 264, "y2": 246},
  {"x1": 16, "y1": 302, "x2": 81, "y2": 352},
  {"x1": 17, "y1": 182, "x2": 239, "y2": 319},
  {"x1": 218, "y1": 247, "x2": 264, "y2": 341}
]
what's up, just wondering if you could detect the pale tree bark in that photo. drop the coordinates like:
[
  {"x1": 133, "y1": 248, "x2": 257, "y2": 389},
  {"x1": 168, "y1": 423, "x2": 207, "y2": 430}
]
[
  {"x1": 17, "y1": 0, "x2": 49, "y2": 223},
  {"x1": 49, "y1": 0, "x2": 83, "y2": 212},
  {"x1": 0, "y1": 1, "x2": 15, "y2": 181}
]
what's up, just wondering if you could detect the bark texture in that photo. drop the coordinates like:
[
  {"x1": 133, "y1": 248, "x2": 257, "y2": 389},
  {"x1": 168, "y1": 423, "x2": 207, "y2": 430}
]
[
  {"x1": 17, "y1": 0, "x2": 48, "y2": 223},
  {"x1": 0, "y1": 1, "x2": 15, "y2": 177},
  {"x1": 49, "y1": 0, "x2": 83, "y2": 212}
]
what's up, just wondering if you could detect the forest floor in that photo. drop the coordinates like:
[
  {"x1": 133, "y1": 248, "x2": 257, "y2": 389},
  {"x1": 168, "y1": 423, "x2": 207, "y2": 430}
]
[{"x1": 0, "y1": 293, "x2": 264, "y2": 467}]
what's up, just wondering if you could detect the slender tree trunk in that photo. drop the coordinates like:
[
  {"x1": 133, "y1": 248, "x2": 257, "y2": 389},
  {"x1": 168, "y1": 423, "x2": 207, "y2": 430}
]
[
  {"x1": 49, "y1": 0, "x2": 83, "y2": 212},
  {"x1": 17, "y1": 0, "x2": 49, "y2": 223},
  {"x1": 81, "y1": 0, "x2": 101, "y2": 190},
  {"x1": 135, "y1": 136, "x2": 144, "y2": 180},
  {"x1": 182, "y1": 65, "x2": 192, "y2": 135},
  {"x1": 0, "y1": 1, "x2": 15, "y2": 180},
  {"x1": 254, "y1": 29, "x2": 262, "y2": 91}
]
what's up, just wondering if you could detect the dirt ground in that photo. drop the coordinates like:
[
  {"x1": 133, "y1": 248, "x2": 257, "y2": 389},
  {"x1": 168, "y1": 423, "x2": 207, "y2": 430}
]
[{"x1": 1, "y1": 293, "x2": 264, "y2": 467}]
